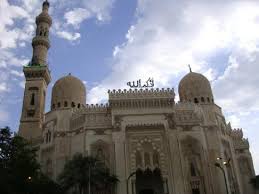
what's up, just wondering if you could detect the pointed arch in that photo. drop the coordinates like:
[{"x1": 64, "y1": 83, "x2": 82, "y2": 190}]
[
  {"x1": 136, "y1": 150, "x2": 142, "y2": 168},
  {"x1": 153, "y1": 150, "x2": 160, "y2": 167}
]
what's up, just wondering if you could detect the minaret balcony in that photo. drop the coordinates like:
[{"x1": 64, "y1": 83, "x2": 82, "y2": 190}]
[
  {"x1": 36, "y1": 13, "x2": 52, "y2": 26},
  {"x1": 32, "y1": 36, "x2": 50, "y2": 49},
  {"x1": 23, "y1": 66, "x2": 51, "y2": 85}
]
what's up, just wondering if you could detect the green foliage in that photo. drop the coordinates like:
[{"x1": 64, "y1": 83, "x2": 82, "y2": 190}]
[
  {"x1": 58, "y1": 153, "x2": 119, "y2": 194},
  {"x1": 0, "y1": 126, "x2": 63, "y2": 194}
]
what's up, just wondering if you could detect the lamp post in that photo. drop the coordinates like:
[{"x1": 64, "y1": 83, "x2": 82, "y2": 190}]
[
  {"x1": 88, "y1": 160, "x2": 97, "y2": 194},
  {"x1": 88, "y1": 165, "x2": 91, "y2": 194},
  {"x1": 215, "y1": 157, "x2": 231, "y2": 194},
  {"x1": 127, "y1": 171, "x2": 137, "y2": 194}
]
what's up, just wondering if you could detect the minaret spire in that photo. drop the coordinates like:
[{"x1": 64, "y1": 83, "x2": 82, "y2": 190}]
[
  {"x1": 30, "y1": 0, "x2": 52, "y2": 66},
  {"x1": 18, "y1": 1, "x2": 52, "y2": 141}
]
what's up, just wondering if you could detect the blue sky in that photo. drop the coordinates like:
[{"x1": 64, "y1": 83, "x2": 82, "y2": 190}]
[{"x1": 0, "y1": 0, "x2": 259, "y2": 173}]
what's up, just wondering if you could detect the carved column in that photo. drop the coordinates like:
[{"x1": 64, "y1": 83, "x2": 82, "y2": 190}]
[
  {"x1": 168, "y1": 131, "x2": 185, "y2": 194},
  {"x1": 112, "y1": 130, "x2": 127, "y2": 194}
]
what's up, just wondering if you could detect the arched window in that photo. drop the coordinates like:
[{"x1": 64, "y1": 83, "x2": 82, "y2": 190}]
[
  {"x1": 201, "y1": 97, "x2": 205, "y2": 103},
  {"x1": 64, "y1": 101, "x2": 68, "y2": 107},
  {"x1": 153, "y1": 150, "x2": 160, "y2": 167},
  {"x1": 44, "y1": 31, "x2": 47, "y2": 36},
  {"x1": 58, "y1": 102, "x2": 61, "y2": 108},
  {"x1": 45, "y1": 131, "x2": 51, "y2": 143},
  {"x1": 207, "y1": 97, "x2": 210, "y2": 102},
  {"x1": 48, "y1": 131, "x2": 51, "y2": 142},
  {"x1": 194, "y1": 98, "x2": 199, "y2": 103},
  {"x1": 190, "y1": 162, "x2": 196, "y2": 176},
  {"x1": 96, "y1": 148, "x2": 105, "y2": 167},
  {"x1": 52, "y1": 104, "x2": 55, "y2": 109},
  {"x1": 71, "y1": 102, "x2": 75, "y2": 107},
  {"x1": 144, "y1": 152, "x2": 151, "y2": 167},
  {"x1": 46, "y1": 159, "x2": 52, "y2": 176},
  {"x1": 136, "y1": 151, "x2": 142, "y2": 168},
  {"x1": 78, "y1": 104, "x2": 81, "y2": 108},
  {"x1": 30, "y1": 93, "x2": 35, "y2": 105}
]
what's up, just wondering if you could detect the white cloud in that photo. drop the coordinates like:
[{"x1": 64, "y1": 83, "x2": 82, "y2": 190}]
[
  {"x1": 19, "y1": 81, "x2": 25, "y2": 89},
  {"x1": 86, "y1": 0, "x2": 259, "y2": 173},
  {"x1": 56, "y1": 31, "x2": 81, "y2": 41},
  {"x1": 10, "y1": 70, "x2": 23, "y2": 77},
  {"x1": 64, "y1": 8, "x2": 91, "y2": 28},
  {"x1": 88, "y1": 0, "x2": 259, "y2": 108},
  {"x1": 81, "y1": 0, "x2": 115, "y2": 22},
  {"x1": 0, "y1": 83, "x2": 9, "y2": 92},
  {"x1": 214, "y1": 50, "x2": 259, "y2": 113},
  {"x1": 57, "y1": 0, "x2": 115, "y2": 40}
]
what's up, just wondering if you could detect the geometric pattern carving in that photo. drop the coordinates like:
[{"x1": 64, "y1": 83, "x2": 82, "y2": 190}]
[{"x1": 128, "y1": 134, "x2": 167, "y2": 177}]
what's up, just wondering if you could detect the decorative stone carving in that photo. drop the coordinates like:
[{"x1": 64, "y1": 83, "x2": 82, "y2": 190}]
[
  {"x1": 165, "y1": 113, "x2": 176, "y2": 129},
  {"x1": 114, "y1": 115, "x2": 122, "y2": 129},
  {"x1": 91, "y1": 140, "x2": 111, "y2": 168}
]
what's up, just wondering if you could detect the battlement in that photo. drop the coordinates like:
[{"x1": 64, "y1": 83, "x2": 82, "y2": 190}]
[
  {"x1": 72, "y1": 103, "x2": 110, "y2": 115},
  {"x1": 231, "y1": 128, "x2": 244, "y2": 139},
  {"x1": 108, "y1": 88, "x2": 175, "y2": 100},
  {"x1": 108, "y1": 88, "x2": 175, "y2": 109},
  {"x1": 230, "y1": 128, "x2": 249, "y2": 150}
]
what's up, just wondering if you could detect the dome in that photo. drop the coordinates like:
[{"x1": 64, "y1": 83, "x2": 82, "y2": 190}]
[
  {"x1": 178, "y1": 71, "x2": 214, "y2": 104},
  {"x1": 51, "y1": 74, "x2": 86, "y2": 110}
]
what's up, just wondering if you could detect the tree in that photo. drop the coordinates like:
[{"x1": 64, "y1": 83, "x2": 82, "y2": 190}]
[
  {"x1": 0, "y1": 126, "x2": 63, "y2": 194},
  {"x1": 58, "y1": 153, "x2": 119, "y2": 194}
]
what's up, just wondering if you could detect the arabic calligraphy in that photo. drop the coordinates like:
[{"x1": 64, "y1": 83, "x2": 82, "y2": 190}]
[{"x1": 127, "y1": 78, "x2": 154, "y2": 88}]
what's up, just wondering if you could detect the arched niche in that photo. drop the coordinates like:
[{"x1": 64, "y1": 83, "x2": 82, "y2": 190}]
[
  {"x1": 90, "y1": 139, "x2": 111, "y2": 168},
  {"x1": 180, "y1": 136, "x2": 205, "y2": 194}
]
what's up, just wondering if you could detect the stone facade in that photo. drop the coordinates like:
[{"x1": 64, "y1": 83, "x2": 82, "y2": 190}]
[{"x1": 18, "y1": 1, "x2": 256, "y2": 194}]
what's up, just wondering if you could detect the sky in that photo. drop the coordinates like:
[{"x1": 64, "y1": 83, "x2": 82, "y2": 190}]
[{"x1": 0, "y1": 0, "x2": 259, "y2": 173}]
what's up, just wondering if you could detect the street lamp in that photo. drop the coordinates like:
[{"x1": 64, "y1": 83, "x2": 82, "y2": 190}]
[
  {"x1": 127, "y1": 171, "x2": 137, "y2": 194},
  {"x1": 215, "y1": 157, "x2": 231, "y2": 194},
  {"x1": 88, "y1": 160, "x2": 97, "y2": 194}
]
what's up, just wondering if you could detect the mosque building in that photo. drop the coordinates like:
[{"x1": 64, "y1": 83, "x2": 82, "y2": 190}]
[{"x1": 18, "y1": 1, "x2": 256, "y2": 194}]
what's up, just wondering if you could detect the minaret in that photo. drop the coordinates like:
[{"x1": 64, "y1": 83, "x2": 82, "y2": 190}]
[{"x1": 18, "y1": 0, "x2": 52, "y2": 143}]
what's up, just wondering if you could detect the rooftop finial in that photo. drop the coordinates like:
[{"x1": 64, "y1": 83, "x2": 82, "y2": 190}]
[
  {"x1": 188, "y1": 64, "x2": 192, "y2": 72},
  {"x1": 43, "y1": 0, "x2": 50, "y2": 10}
]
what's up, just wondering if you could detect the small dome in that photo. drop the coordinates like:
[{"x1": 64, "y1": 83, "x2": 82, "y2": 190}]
[
  {"x1": 178, "y1": 72, "x2": 214, "y2": 104},
  {"x1": 51, "y1": 74, "x2": 86, "y2": 110}
]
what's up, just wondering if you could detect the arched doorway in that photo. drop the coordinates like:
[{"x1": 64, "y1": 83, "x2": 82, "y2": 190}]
[
  {"x1": 139, "y1": 189, "x2": 154, "y2": 194},
  {"x1": 136, "y1": 168, "x2": 164, "y2": 194}
]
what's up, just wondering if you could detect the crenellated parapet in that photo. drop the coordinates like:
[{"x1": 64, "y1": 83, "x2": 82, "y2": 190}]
[
  {"x1": 108, "y1": 88, "x2": 174, "y2": 99},
  {"x1": 230, "y1": 128, "x2": 249, "y2": 150},
  {"x1": 108, "y1": 88, "x2": 175, "y2": 109},
  {"x1": 72, "y1": 103, "x2": 110, "y2": 115}
]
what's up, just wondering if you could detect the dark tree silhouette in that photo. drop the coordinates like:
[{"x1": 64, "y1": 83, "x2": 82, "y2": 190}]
[
  {"x1": 0, "y1": 126, "x2": 63, "y2": 194},
  {"x1": 58, "y1": 153, "x2": 118, "y2": 194}
]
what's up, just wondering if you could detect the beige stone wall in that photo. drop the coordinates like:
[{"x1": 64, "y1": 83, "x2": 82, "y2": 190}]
[{"x1": 37, "y1": 90, "x2": 255, "y2": 194}]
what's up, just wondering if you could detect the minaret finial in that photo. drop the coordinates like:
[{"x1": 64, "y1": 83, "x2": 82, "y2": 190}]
[
  {"x1": 188, "y1": 64, "x2": 192, "y2": 72},
  {"x1": 42, "y1": 0, "x2": 50, "y2": 11}
]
